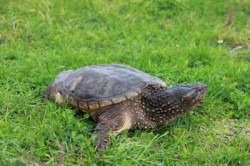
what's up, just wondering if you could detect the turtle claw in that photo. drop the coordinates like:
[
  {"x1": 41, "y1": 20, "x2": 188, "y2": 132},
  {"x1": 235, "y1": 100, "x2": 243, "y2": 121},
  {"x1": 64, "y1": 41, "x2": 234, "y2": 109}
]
[
  {"x1": 92, "y1": 122, "x2": 111, "y2": 151},
  {"x1": 95, "y1": 142, "x2": 108, "y2": 151},
  {"x1": 93, "y1": 134, "x2": 110, "y2": 151}
]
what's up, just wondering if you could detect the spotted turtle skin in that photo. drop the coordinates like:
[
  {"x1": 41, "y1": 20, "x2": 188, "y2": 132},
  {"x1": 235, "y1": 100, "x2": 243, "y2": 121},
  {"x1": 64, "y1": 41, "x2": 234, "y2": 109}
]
[{"x1": 45, "y1": 64, "x2": 207, "y2": 150}]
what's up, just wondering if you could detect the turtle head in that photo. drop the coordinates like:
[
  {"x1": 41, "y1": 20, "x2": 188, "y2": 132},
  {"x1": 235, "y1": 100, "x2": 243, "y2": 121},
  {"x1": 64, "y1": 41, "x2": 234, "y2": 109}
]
[
  {"x1": 143, "y1": 83, "x2": 207, "y2": 126},
  {"x1": 169, "y1": 84, "x2": 207, "y2": 110}
]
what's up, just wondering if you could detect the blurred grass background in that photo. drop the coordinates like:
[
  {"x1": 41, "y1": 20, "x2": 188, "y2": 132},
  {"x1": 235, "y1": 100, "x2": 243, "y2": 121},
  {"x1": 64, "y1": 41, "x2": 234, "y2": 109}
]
[{"x1": 0, "y1": 0, "x2": 249, "y2": 165}]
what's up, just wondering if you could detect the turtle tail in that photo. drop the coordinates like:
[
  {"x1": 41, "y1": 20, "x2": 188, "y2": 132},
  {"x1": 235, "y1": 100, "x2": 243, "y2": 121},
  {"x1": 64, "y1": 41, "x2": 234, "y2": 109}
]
[{"x1": 44, "y1": 82, "x2": 57, "y2": 100}]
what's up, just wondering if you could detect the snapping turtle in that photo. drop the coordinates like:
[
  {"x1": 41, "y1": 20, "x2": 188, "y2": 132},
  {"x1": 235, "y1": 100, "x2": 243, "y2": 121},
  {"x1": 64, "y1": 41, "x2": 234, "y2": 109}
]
[{"x1": 45, "y1": 64, "x2": 207, "y2": 150}]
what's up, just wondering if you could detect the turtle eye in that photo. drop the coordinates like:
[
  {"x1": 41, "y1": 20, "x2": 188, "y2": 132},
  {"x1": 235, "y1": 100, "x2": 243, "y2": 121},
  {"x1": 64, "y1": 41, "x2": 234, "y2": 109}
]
[{"x1": 182, "y1": 90, "x2": 196, "y2": 103}]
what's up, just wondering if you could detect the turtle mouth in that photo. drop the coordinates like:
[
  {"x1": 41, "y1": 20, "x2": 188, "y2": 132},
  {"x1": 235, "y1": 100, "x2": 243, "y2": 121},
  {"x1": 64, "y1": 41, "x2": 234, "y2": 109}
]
[
  {"x1": 191, "y1": 99, "x2": 205, "y2": 109},
  {"x1": 194, "y1": 84, "x2": 207, "y2": 107},
  {"x1": 196, "y1": 100, "x2": 204, "y2": 107}
]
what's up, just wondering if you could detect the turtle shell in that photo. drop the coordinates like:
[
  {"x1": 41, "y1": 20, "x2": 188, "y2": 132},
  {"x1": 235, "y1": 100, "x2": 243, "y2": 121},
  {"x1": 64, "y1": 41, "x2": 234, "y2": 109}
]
[{"x1": 54, "y1": 64, "x2": 166, "y2": 112}]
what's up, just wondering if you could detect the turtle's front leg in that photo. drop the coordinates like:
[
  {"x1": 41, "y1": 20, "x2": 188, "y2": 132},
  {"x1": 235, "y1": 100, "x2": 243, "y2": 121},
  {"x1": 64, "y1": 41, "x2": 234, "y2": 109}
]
[
  {"x1": 91, "y1": 109, "x2": 133, "y2": 151},
  {"x1": 92, "y1": 121, "x2": 113, "y2": 151}
]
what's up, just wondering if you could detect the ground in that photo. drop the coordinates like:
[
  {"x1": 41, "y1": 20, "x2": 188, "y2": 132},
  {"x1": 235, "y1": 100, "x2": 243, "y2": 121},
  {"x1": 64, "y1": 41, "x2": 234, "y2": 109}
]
[{"x1": 0, "y1": 0, "x2": 249, "y2": 165}]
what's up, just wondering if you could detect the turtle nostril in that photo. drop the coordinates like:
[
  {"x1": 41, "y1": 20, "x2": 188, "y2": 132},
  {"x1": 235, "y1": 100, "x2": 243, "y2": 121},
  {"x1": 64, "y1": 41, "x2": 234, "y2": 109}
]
[
  {"x1": 197, "y1": 84, "x2": 207, "y2": 92},
  {"x1": 196, "y1": 86, "x2": 202, "y2": 91},
  {"x1": 202, "y1": 85, "x2": 208, "y2": 91}
]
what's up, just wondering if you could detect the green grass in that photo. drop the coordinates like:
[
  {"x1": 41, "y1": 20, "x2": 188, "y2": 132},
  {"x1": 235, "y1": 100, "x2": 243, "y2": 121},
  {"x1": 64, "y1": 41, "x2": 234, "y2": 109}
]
[{"x1": 0, "y1": 0, "x2": 250, "y2": 165}]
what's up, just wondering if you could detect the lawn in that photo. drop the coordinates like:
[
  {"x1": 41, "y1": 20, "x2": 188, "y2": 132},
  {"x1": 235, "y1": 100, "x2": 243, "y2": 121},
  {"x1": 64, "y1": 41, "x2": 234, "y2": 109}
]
[{"x1": 0, "y1": 0, "x2": 249, "y2": 165}]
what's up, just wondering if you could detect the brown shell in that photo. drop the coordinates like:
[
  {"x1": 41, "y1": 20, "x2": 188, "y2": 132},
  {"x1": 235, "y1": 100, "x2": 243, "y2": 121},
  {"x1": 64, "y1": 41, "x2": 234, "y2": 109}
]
[{"x1": 53, "y1": 64, "x2": 166, "y2": 112}]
